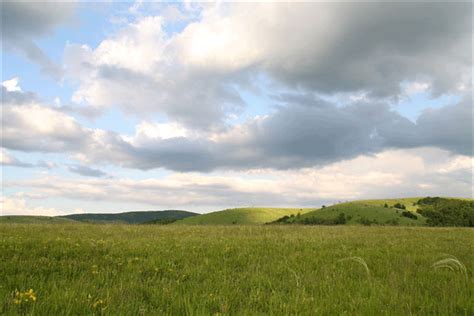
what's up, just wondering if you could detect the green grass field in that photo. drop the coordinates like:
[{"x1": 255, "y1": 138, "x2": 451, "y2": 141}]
[
  {"x1": 176, "y1": 207, "x2": 313, "y2": 225},
  {"x1": 1, "y1": 224, "x2": 472, "y2": 315}
]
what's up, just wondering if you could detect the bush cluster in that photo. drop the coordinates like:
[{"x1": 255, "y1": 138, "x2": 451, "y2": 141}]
[
  {"x1": 393, "y1": 203, "x2": 406, "y2": 210},
  {"x1": 417, "y1": 197, "x2": 474, "y2": 227},
  {"x1": 302, "y1": 213, "x2": 347, "y2": 225},
  {"x1": 401, "y1": 211, "x2": 417, "y2": 220},
  {"x1": 357, "y1": 217, "x2": 378, "y2": 226},
  {"x1": 271, "y1": 213, "x2": 302, "y2": 224}
]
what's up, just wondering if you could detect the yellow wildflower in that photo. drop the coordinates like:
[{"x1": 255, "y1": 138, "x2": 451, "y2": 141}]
[
  {"x1": 12, "y1": 288, "x2": 37, "y2": 305},
  {"x1": 91, "y1": 298, "x2": 107, "y2": 311}
]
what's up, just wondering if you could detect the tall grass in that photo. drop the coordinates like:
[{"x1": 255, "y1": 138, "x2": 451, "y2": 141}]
[
  {"x1": 0, "y1": 224, "x2": 472, "y2": 315},
  {"x1": 338, "y1": 256, "x2": 371, "y2": 277},
  {"x1": 432, "y1": 255, "x2": 468, "y2": 278}
]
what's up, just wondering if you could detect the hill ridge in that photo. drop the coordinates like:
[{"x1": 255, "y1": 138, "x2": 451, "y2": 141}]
[{"x1": 60, "y1": 210, "x2": 198, "y2": 224}]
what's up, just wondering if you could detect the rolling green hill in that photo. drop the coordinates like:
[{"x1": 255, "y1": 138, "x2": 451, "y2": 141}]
[
  {"x1": 286, "y1": 202, "x2": 426, "y2": 226},
  {"x1": 60, "y1": 210, "x2": 198, "y2": 224},
  {"x1": 3, "y1": 197, "x2": 470, "y2": 226},
  {"x1": 0, "y1": 216, "x2": 77, "y2": 224},
  {"x1": 175, "y1": 207, "x2": 314, "y2": 225},
  {"x1": 275, "y1": 197, "x2": 473, "y2": 226}
]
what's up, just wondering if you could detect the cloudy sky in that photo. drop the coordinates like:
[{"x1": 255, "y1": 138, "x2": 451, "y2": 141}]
[{"x1": 1, "y1": 1, "x2": 472, "y2": 216}]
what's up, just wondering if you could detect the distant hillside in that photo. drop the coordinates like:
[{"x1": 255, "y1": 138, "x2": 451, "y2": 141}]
[
  {"x1": 280, "y1": 201, "x2": 426, "y2": 226},
  {"x1": 175, "y1": 207, "x2": 313, "y2": 225},
  {"x1": 273, "y1": 197, "x2": 473, "y2": 226},
  {"x1": 304, "y1": 202, "x2": 426, "y2": 226},
  {"x1": 3, "y1": 197, "x2": 470, "y2": 226},
  {"x1": 61, "y1": 210, "x2": 198, "y2": 224},
  {"x1": 0, "y1": 216, "x2": 77, "y2": 224}
]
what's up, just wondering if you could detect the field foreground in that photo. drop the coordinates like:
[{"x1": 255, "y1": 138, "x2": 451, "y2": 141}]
[{"x1": 1, "y1": 224, "x2": 473, "y2": 315}]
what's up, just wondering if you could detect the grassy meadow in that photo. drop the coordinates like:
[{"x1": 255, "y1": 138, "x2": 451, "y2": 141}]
[{"x1": 1, "y1": 224, "x2": 473, "y2": 315}]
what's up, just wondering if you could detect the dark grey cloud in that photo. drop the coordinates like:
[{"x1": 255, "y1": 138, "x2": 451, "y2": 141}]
[
  {"x1": 375, "y1": 97, "x2": 473, "y2": 157},
  {"x1": 415, "y1": 98, "x2": 472, "y2": 156},
  {"x1": 83, "y1": 95, "x2": 471, "y2": 172},
  {"x1": 223, "y1": 2, "x2": 472, "y2": 98},
  {"x1": 2, "y1": 87, "x2": 471, "y2": 173},
  {"x1": 68, "y1": 165, "x2": 107, "y2": 178},
  {"x1": 1, "y1": 1, "x2": 76, "y2": 79},
  {"x1": 276, "y1": 2, "x2": 471, "y2": 97}
]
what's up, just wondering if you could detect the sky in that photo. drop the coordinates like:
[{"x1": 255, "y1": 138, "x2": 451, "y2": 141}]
[{"x1": 1, "y1": 1, "x2": 472, "y2": 216}]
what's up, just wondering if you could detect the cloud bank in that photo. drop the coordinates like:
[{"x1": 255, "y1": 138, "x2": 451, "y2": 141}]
[
  {"x1": 63, "y1": 2, "x2": 471, "y2": 129},
  {"x1": 5, "y1": 148, "x2": 472, "y2": 212},
  {"x1": 2, "y1": 86, "x2": 471, "y2": 172}
]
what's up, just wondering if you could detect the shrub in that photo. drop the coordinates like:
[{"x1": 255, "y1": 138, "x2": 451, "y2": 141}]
[
  {"x1": 358, "y1": 217, "x2": 377, "y2": 226},
  {"x1": 334, "y1": 213, "x2": 346, "y2": 225},
  {"x1": 273, "y1": 216, "x2": 290, "y2": 224},
  {"x1": 401, "y1": 211, "x2": 418, "y2": 220},
  {"x1": 385, "y1": 218, "x2": 399, "y2": 225},
  {"x1": 393, "y1": 203, "x2": 406, "y2": 210},
  {"x1": 302, "y1": 214, "x2": 347, "y2": 226},
  {"x1": 417, "y1": 197, "x2": 443, "y2": 206}
]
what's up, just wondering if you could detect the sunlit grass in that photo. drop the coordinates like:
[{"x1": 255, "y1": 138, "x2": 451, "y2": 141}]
[
  {"x1": 1, "y1": 224, "x2": 472, "y2": 315},
  {"x1": 176, "y1": 207, "x2": 314, "y2": 225}
]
